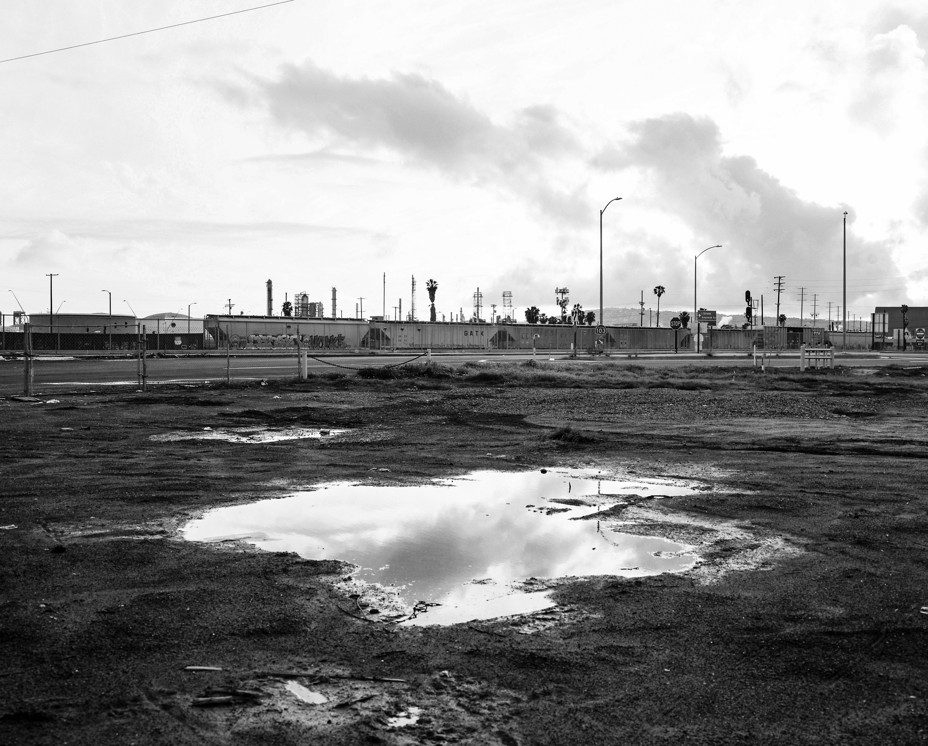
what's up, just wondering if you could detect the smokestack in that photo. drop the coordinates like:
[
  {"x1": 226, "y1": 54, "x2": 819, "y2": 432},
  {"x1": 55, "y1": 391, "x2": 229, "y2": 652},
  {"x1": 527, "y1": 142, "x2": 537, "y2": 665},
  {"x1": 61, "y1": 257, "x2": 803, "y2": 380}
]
[
  {"x1": 332, "y1": 287, "x2": 337, "y2": 319},
  {"x1": 266, "y1": 279, "x2": 273, "y2": 316}
]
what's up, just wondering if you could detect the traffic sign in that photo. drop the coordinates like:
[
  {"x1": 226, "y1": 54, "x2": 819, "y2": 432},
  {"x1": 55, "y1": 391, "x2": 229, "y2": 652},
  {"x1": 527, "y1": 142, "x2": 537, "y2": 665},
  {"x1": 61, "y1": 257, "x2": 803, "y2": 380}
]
[
  {"x1": 669, "y1": 317, "x2": 682, "y2": 330},
  {"x1": 916, "y1": 327, "x2": 925, "y2": 340},
  {"x1": 696, "y1": 309, "x2": 717, "y2": 325},
  {"x1": 595, "y1": 325, "x2": 606, "y2": 336}
]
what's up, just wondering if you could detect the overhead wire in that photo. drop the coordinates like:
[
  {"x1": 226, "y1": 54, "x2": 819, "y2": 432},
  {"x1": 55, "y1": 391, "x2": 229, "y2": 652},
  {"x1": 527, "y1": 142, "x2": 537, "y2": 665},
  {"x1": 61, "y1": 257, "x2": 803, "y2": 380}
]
[{"x1": 0, "y1": 0, "x2": 295, "y2": 65}]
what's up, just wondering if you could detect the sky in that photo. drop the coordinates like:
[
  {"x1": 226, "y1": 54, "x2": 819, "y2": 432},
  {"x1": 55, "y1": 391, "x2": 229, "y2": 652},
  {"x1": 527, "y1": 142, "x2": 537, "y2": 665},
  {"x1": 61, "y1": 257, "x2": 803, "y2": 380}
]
[{"x1": 3, "y1": 0, "x2": 927, "y2": 324}]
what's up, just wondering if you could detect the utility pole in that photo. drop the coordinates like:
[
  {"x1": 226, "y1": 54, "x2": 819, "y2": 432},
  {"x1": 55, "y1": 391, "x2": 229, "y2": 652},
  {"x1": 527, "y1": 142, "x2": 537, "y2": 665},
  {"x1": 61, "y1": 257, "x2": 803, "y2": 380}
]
[
  {"x1": 410, "y1": 276, "x2": 416, "y2": 321},
  {"x1": 382, "y1": 272, "x2": 386, "y2": 319},
  {"x1": 827, "y1": 301, "x2": 833, "y2": 330},
  {"x1": 799, "y1": 286, "x2": 805, "y2": 326},
  {"x1": 811, "y1": 293, "x2": 818, "y2": 328},
  {"x1": 359, "y1": 297, "x2": 364, "y2": 320},
  {"x1": 46, "y1": 273, "x2": 59, "y2": 334},
  {"x1": 225, "y1": 298, "x2": 235, "y2": 315},
  {"x1": 843, "y1": 211, "x2": 848, "y2": 350},
  {"x1": 639, "y1": 290, "x2": 644, "y2": 327},
  {"x1": 774, "y1": 276, "x2": 785, "y2": 325},
  {"x1": 760, "y1": 295, "x2": 764, "y2": 326}
]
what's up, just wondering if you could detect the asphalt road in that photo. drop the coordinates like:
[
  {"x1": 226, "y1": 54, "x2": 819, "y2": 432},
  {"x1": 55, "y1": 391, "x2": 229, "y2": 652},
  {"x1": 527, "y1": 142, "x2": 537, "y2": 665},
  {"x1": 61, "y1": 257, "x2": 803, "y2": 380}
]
[{"x1": 1, "y1": 351, "x2": 927, "y2": 393}]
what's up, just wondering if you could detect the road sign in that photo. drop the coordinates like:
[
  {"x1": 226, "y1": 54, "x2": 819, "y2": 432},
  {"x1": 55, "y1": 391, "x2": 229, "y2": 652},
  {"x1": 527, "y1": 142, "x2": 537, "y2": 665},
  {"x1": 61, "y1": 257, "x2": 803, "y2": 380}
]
[
  {"x1": 696, "y1": 309, "x2": 717, "y2": 325},
  {"x1": 916, "y1": 328, "x2": 925, "y2": 340},
  {"x1": 669, "y1": 317, "x2": 682, "y2": 330},
  {"x1": 595, "y1": 325, "x2": 606, "y2": 336}
]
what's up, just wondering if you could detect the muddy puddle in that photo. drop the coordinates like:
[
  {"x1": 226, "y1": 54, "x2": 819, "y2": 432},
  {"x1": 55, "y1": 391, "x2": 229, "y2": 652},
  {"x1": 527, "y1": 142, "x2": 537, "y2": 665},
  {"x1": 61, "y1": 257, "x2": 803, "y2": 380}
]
[
  {"x1": 151, "y1": 426, "x2": 348, "y2": 443},
  {"x1": 183, "y1": 469, "x2": 701, "y2": 625}
]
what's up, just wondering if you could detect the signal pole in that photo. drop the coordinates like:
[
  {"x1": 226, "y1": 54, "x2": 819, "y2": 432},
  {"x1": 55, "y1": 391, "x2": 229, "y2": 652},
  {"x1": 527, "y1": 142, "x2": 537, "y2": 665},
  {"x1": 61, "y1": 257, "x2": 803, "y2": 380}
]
[{"x1": 774, "y1": 276, "x2": 785, "y2": 325}]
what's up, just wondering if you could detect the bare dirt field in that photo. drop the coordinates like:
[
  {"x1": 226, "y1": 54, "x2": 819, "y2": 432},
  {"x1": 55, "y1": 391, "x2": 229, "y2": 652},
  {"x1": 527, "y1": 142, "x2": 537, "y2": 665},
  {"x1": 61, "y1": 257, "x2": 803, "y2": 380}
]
[{"x1": 2, "y1": 361, "x2": 927, "y2": 744}]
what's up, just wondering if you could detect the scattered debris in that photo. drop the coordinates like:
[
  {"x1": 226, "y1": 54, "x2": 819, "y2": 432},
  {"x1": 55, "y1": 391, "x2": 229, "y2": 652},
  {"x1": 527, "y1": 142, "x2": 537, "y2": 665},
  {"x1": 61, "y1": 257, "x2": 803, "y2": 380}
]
[
  {"x1": 334, "y1": 693, "x2": 378, "y2": 709},
  {"x1": 183, "y1": 665, "x2": 223, "y2": 672},
  {"x1": 0, "y1": 525, "x2": 17, "y2": 530},
  {"x1": 10, "y1": 396, "x2": 42, "y2": 403}
]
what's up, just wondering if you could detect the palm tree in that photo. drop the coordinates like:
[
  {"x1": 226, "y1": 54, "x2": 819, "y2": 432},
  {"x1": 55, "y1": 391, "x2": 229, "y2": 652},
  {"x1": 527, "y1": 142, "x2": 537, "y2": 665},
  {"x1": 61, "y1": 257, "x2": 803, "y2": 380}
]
[
  {"x1": 426, "y1": 279, "x2": 438, "y2": 322},
  {"x1": 524, "y1": 306, "x2": 541, "y2": 324},
  {"x1": 584, "y1": 310, "x2": 596, "y2": 326},
  {"x1": 653, "y1": 285, "x2": 665, "y2": 326},
  {"x1": 678, "y1": 310, "x2": 690, "y2": 329}
]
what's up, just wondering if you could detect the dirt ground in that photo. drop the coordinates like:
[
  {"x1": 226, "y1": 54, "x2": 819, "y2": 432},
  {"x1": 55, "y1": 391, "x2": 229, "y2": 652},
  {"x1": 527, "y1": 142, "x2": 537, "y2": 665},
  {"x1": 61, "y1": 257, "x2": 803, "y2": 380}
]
[{"x1": 2, "y1": 361, "x2": 928, "y2": 744}]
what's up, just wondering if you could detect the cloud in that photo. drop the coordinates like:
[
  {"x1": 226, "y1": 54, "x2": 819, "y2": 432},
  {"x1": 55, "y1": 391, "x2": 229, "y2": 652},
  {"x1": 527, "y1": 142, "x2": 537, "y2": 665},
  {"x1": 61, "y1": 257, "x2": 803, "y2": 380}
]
[
  {"x1": 593, "y1": 113, "x2": 903, "y2": 308},
  {"x1": 13, "y1": 229, "x2": 81, "y2": 266},
  {"x1": 225, "y1": 61, "x2": 586, "y2": 223},
  {"x1": 2, "y1": 218, "x2": 376, "y2": 246},
  {"x1": 848, "y1": 24, "x2": 927, "y2": 129}
]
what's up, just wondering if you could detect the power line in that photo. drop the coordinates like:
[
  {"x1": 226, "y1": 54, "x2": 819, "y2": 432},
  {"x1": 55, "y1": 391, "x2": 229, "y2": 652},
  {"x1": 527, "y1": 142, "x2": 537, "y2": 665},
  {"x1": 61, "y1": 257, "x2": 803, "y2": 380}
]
[{"x1": 0, "y1": 0, "x2": 295, "y2": 65}]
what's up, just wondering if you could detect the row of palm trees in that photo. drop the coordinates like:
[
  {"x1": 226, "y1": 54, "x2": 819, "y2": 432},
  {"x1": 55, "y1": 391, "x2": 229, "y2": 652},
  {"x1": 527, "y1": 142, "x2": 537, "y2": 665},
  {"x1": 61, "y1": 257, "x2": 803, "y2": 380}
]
[{"x1": 424, "y1": 278, "x2": 686, "y2": 328}]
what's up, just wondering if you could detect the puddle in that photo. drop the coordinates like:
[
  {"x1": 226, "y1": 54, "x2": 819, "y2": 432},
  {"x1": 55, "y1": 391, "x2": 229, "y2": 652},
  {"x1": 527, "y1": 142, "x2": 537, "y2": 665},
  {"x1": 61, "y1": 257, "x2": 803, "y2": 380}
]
[
  {"x1": 387, "y1": 706, "x2": 422, "y2": 728},
  {"x1": 151, "y1": 426, "x2": 348, "y2": 443},
  {"x1": 183, "y1": 469, "x2": 700, "y2": 625},
  {"x1": 284, "y1": 681, "x2": 328, "y2": 705}
]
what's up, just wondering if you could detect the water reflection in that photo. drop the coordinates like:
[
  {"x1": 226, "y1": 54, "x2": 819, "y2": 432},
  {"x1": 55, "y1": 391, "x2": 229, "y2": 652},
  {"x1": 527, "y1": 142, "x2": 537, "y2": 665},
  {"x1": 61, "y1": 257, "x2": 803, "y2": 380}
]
[
  {"x1": 183, "y1": 469, "x2": 699, "y2": 625},
  {"x1": 151, "y1": 426, "x2": 347, "y2": 443}
]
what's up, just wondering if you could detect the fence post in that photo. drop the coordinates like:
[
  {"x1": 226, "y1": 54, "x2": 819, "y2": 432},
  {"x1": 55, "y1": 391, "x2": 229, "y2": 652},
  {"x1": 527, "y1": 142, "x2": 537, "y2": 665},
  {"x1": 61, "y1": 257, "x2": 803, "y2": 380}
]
[
  {"x1": 23, "y1": 323, "x2": 34, "y2": 396},
  {"x1": 136, "y1": 324, "x2": 142, "y2": 385},
  {"x1": 141, "y1": 324, "x2": 148, "y2": 391}
]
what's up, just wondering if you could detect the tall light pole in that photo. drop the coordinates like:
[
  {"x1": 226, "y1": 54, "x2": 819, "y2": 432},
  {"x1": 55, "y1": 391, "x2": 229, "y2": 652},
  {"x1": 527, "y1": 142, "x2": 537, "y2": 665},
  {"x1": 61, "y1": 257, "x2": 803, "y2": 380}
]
[
  {"x1": 187, "y1": 302, "x2": 196, "y2": 334},
  {"x1": 46, "y1": 273, "x2": 58, "y2": 334},
  {"x1": 599, "y1": 197, "x2": 622, "y2": 328},
  {"x1": 101, "y1": 289, "x2": 111, "y2": 317},
  {"x1": 694, "y1": 244, "x2": 722, "y2": 353},
  {"x1": 124, "y1": 299, "x2": 137, "y2": 317},
  {"x1": 9, "y1": 290, "x2": 26, "y2": 314},
  {"x1": 842, "y1": 210, "x2": 847, "y2": 351}
]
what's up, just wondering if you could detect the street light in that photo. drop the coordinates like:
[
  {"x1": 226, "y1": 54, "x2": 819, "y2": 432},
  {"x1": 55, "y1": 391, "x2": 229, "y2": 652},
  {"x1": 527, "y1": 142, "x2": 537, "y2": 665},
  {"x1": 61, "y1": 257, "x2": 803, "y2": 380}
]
[
  {"x1": 599, "y1": 197, "x2": 622, "y2": 330},
  {"x1": 102, "y1": 289, "x2": 111, "y2": 317},
  {"x1": 46, "y1": 273, "x2": 58, "y2": 334},
  {"x1": 124, "y1": 299, "x2": 137, "y2": 317},
  {"x1": 694, "y1": 244, "x2": 722, "y2": 354},
  {"x1": 187, "y1": 302, "x2": 196, "y2": 334},
  {"x1": 9, "y1": 290, "x2": 26, "y2": 314}
]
